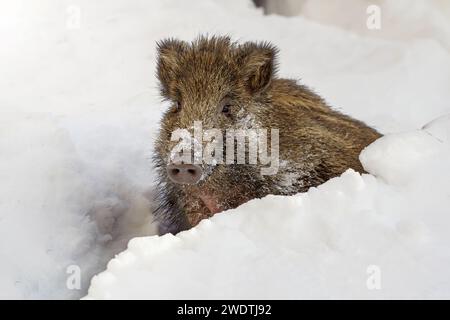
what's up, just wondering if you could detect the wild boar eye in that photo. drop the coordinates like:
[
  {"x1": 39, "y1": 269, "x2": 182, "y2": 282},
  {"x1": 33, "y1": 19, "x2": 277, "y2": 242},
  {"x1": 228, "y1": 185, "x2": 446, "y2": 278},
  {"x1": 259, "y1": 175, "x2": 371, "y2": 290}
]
[
  {"x1": 222, "y1": 104, "x2": 232, "y2": 115},
  {"x1": 220, "y1": 97, "x2": 233, "y2": 117}
]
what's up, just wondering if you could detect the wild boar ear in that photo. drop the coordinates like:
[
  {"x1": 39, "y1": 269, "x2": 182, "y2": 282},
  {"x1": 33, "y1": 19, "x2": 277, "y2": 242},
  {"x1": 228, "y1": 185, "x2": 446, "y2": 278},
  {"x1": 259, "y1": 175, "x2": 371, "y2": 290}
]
[
  {"x1": 156, "y1": 39, "x2": 187, "y2": 97},
  {"x1": 238, "y1": 42, "x2": 278, "y2": 94}
]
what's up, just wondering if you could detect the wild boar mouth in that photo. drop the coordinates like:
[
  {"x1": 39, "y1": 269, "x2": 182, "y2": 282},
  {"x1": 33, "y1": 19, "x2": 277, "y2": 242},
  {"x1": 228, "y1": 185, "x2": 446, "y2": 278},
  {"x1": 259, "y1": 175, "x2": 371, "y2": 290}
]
[
  {"x1": 198, "y1": 193, "x2": 222, "y2": 215},
  {"x1": 182, "y1": 190, "x2": 223, "y2": 228}
]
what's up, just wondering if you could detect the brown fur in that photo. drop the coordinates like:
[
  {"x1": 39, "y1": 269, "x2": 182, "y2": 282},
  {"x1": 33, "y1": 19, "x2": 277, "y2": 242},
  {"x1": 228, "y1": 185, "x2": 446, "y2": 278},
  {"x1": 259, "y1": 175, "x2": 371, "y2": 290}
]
[{"x1": 153, "y1": 35, "x2": 381, "y2": 234}]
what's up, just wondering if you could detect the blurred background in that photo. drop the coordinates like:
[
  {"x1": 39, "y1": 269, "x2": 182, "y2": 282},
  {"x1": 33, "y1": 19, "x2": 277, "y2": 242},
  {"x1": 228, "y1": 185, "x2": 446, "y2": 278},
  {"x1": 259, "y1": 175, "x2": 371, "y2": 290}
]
[{"x1": 258, "y1": 0, "x2": 450, "y2": 51}]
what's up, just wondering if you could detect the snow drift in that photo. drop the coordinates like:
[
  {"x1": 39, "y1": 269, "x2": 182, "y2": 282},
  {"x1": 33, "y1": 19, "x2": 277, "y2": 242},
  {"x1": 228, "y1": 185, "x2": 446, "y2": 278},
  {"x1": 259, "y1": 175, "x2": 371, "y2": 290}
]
[
  {"x1": 1, "y1": 0, "x2": 449, "y2": 299},
  {"x1": 85, "y1": 116, "x2": 450, "y2": 299}
]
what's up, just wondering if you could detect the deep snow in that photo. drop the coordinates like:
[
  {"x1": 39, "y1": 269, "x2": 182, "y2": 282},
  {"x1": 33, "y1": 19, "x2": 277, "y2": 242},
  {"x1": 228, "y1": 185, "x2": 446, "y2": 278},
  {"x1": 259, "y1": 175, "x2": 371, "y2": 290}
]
[
  {"x1": 86, "y1": 117, "x2": 450, "y2": 299},
  {"x1": 0, "y1": 0, "x2": 449, "y2": 299}
]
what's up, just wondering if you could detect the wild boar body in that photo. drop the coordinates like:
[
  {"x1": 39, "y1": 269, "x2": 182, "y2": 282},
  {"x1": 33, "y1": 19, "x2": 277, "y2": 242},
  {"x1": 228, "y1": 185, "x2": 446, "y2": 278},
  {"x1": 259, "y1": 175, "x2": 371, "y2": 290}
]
[{"x1": 153, "y1": 36, "x2": 381, "y2": 233}]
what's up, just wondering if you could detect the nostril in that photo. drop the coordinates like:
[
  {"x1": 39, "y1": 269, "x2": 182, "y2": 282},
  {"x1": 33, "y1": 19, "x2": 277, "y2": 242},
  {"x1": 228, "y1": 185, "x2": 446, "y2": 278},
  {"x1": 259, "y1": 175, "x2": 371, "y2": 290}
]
[{"x1": 167, "y1": 164, "x2": 202, "y2": 185}]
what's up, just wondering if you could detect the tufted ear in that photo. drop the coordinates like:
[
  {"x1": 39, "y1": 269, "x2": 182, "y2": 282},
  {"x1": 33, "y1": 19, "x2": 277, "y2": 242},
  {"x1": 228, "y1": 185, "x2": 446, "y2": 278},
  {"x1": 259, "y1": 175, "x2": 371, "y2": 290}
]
[
  {"x1": 156, "y1": 38, "x2": 187, "y2": 97},
  {"x1": 238, "y1": 42, "x2": 278, "y2": 94}
]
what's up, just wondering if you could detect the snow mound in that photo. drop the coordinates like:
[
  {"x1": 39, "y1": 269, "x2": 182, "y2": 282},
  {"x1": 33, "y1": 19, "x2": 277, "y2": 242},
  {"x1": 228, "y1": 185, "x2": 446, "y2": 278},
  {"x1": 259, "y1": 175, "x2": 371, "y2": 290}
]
[{"x1": 85, "y1": 117, "x2": 450, "y2": 299}]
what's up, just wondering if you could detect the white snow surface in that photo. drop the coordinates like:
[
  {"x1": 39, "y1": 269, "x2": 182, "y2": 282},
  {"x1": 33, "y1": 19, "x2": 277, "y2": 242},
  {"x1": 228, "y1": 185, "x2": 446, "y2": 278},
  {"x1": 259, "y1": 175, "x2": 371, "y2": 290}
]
[
  {"x1": 85, "y1": 118, "x2": 450, "y2": 299},
  {"x1": 1, "y1": 0, "x2": 450, "y2": 299}
]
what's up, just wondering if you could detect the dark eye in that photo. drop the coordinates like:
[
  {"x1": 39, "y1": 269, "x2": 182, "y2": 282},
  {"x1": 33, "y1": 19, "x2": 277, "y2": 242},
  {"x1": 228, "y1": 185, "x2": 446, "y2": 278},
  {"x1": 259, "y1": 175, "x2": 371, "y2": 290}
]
[
  {"x1": 219, "y1": 96, "x2": 234, "y2": 117},
  {"x1": 222, "y1": 104, "x2": 232, "y2": 115}
]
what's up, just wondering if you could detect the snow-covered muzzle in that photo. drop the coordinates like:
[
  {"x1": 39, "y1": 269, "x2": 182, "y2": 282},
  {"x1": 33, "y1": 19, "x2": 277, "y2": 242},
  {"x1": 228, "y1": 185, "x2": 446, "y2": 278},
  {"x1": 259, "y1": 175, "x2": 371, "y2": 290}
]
[
  {"x1": 163, "y1": 120, "x2": 280, "y2": 225},
  {"x1": 167, "y1": 120, "x2": 280, "y2": 185}
]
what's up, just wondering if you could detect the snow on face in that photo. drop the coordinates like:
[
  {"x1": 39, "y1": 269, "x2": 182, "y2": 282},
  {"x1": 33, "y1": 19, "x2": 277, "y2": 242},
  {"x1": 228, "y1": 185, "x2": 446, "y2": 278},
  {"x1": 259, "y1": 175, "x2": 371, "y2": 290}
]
[{"x1": 85, "y1": 118, "x2": 450, "y2": 299}]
